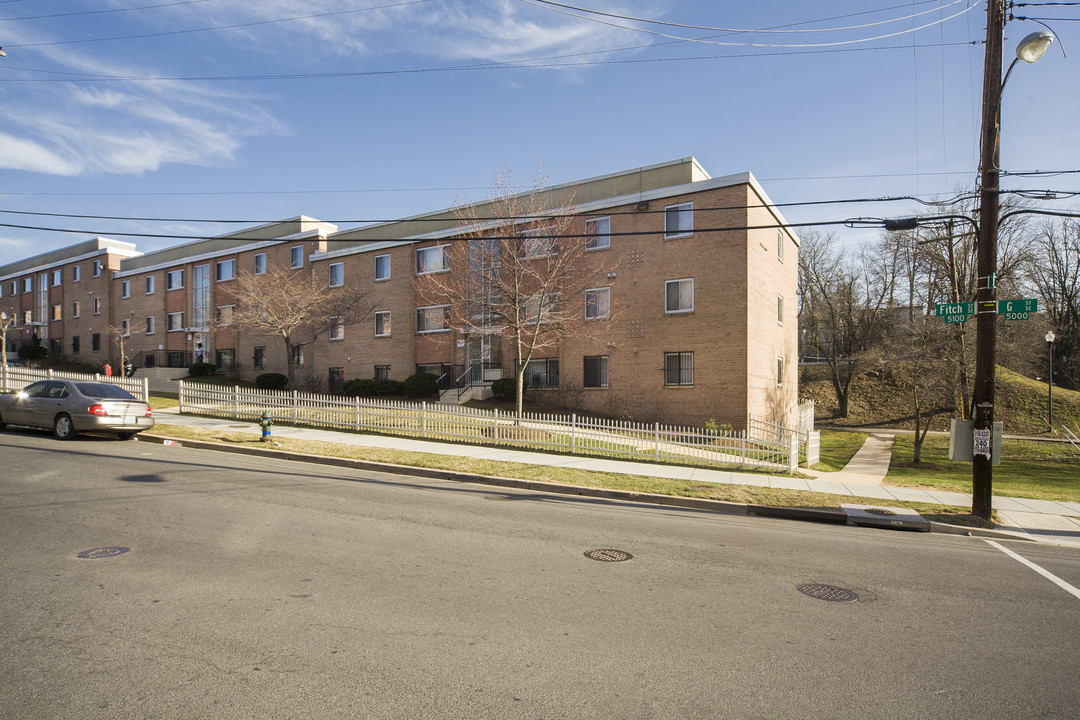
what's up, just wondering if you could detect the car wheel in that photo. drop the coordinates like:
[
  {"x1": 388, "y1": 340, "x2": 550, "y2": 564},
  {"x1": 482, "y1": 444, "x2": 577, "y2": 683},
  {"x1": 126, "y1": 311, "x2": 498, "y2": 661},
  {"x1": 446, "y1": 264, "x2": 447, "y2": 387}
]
[
  {"x1": 0, "y1": 412, "x2": 6, "y2": 431},
  {"x1": 54, "y1": 414, "x2": 77, "y2": 440},
  {"x1": 116, "y1": 432, "x2": 137, "y2": 440}
]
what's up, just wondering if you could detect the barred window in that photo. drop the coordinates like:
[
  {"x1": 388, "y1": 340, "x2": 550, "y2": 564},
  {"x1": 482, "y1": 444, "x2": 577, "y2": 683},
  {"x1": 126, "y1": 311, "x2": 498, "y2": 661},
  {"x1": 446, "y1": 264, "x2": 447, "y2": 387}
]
[{"x1": 664, "y1": 352, "x2": 694, "y2": 387}]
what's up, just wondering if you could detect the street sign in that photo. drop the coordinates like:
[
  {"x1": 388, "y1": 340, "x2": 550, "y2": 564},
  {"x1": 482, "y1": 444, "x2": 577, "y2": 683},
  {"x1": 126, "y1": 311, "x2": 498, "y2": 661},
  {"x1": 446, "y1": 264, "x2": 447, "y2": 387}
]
[
  {"x1": 999, "y1": 298, "x2": 1037, "y2": 320},
  {"x1": 936, "y1": 302, "x2": 974, "y2": 317}
]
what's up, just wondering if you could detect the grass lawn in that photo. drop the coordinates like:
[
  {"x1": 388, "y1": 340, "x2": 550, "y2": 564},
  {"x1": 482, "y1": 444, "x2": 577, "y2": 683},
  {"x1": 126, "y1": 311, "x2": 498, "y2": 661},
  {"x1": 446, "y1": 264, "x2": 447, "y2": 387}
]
[
  {"x1": 887, "y1": 434, "x2": 1080, "y2": 503},
  {"x1": 147, "y1": 423, "x2": 991, "y2": 527},
  {"x1": 813, "y1": 429, "x2": 868, "y2": 472}
]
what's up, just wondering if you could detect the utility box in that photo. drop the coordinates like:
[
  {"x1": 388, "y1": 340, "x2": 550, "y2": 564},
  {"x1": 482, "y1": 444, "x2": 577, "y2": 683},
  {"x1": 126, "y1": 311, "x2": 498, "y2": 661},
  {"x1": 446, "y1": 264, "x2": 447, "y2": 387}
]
[{"x1": 948, "y1": 419, "x2": 1002, "y2": 465}]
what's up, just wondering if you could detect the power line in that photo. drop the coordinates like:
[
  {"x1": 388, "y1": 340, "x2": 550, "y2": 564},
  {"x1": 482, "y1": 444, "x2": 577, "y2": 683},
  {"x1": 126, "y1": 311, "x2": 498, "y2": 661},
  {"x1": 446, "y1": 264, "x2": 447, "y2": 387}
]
[{"x1": 0, "y1": 0, "x2": 217, "y2": 23}]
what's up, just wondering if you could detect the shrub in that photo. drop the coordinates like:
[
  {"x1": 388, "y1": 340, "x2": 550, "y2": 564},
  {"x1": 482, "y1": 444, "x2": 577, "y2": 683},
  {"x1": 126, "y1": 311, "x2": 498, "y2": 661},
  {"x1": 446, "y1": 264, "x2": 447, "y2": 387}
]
[
  {"x1": 255, "y1": 372, "x2": 290, "y2": 390},
  {"x1": 188, "y1": 362, "x2": 217, "y2": 377},
  {"x1": 403, "y1": 372, "x2": 439, "y2": 399},
  {"x1": 342, "y1": 378, "x2": 405, "y2": 397},
  {"x1": 490, "y1": 377, "x2": 517, "y2": 402},
  {"x1": 17, "y1": 344, "x2": 47, "y2": 366}
]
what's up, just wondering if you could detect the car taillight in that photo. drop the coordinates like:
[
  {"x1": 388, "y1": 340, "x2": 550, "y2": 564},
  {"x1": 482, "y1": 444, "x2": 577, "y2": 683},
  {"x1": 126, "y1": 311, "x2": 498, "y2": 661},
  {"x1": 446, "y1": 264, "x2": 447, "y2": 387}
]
[{"x1": 88, "y1": 404, "x2": 108, "y2": 416}]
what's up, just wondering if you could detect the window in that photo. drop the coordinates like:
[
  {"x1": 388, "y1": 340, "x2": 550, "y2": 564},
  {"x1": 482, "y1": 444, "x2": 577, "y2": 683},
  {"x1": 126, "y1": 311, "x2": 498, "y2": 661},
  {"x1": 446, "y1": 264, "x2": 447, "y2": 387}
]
[
  {"x1": 777, "y1": 295, "x2": 784, "y2": 325},
  {"x1": 8, "y1": 281, "x2": 15, "y2": 295},
  {"x1": 665, "y1": 278, "x2": 694, "y2": 314},
  {"x1": 518, "y1": 226, "x2": 559, "y2": 259},
  {"x1": 664, "y1": 202, "x2": 693, "y2": 238},
  {"x1": 51, "y1": 269, "x2": 62, "y2": 286},
  {"x1": 253, "y1": 346, "x2": 266, "y2": 370},
  {"x1": 523, "y1": 293, "x2": 558, "y2": 324},
  {"x1": 167, "y1": 269, "x2": 184, "y2": 290},
  {"x1": 291, "y1": 344, "x2": 304, "y2": 367},
  {"x1": 777, "y1": 357, "x2": 785, "y2": 387},
  {"x1": 777, "y1": 230, "x2": 785, "y2": 262},
  {"x1": 664, "y1": 352, "x2": 694, "y2": 386},
  {"x1": 93, "y1": 298, "x2": 101, "y2": 315},
  {"x1": 92, "y1": 334, "x2": 101, "y2": 352},
  {"x1": 146, "y1": 315, "x2": 156, "y2": 335},
  {"x1": 215, "y1": 349, "x2": 235, "y2": 371},
  {"x1": 50, "y1": 304, "x2": 61, "y2": 321},
  {"x1": 216, "y1": 305, "x2": 234, "y2": 326},
  {"x1": 216, "y1": 259, "x2": 236, "y2": 282},
  {"x1": 583, "y1": 355, "x2": 609, "y2": 388},
  {"x1": 524, "y1": 358, "x2": 559, "y2": 389},
  {"x1": 92, "y1": 260, "x2": 103, "y2": 277},
  {"x1": 254, "y1": 252, "x2": 266, "y2": 274},
  {"x1": 146, "y1": 275, "x2": 155, "y2": 294},
  {"x1": 167, "y1": 312, "x2": 185, "y2": 331},
  {"x1": 329, "y1": 262, "x2": 344, "y2": 287},
  {"x1": 144, "y1": 353, "x2": 156, "y2": 368},
  {"x1": 585, "y1": 216, "x2": 611, "y2": 250},
  {"x1": 72, "y1": 265, "x2": 81, "y2": 282},
  {"x1": 50, "y1": 338, "x2": 61, "y2": 355},
  {"x1": 121, "y1": 280, "x2": 130, "y2": 299},
  {"x1": 328, "y1": 367, "x2": 345, "y2": 394},
  {"x1": 374, "y1": 365, "x2": 391, "y2": 381},
  {"x1": 23, "y1": 277, "x2": 32, "y2": 293},
  {"x1": 375, "y1": 254, "x2": 390, "y2": 281},
  {"x1": 330, "y1": 316, "x2": 344, "y2": 341},
  {"x1": 22, "y1": 310, "x2": 31, "y2": 324},
  {"x1": 72, "y1": 336, "x2": 80, "y2": 353},
  {"x1": 585, "y1": 287, "x2": 610, "y2": 320},
  {"x1": 290, "y1": 246, "x2": 304, "y2": 269},
  {"x1": 120, "y1": 318, "x2": 130, "y2": 336},
  {"x1": 416, "y1": 305, "x2": 450, "y2": 333},
  {"x1": 416, "y1": 244, "x2": 450, "y2": 274},
  {"x1": 375, "y1": 310, "x2": 391, "y2": 337},
  {"x1": 72, "y1": 301, "x2": 80, "y2": 318}
]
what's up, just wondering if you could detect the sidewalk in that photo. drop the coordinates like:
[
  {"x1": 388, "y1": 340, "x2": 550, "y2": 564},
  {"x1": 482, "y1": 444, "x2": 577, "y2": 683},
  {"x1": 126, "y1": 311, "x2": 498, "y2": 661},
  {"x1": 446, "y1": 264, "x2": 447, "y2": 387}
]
[{"x1": 149, "y1": 408, "x2": 1080, "y2": 548}]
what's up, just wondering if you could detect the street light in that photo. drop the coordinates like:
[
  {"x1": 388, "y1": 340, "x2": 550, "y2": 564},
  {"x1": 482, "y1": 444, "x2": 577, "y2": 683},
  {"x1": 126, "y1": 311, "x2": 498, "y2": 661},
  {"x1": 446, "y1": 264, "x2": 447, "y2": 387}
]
[
  {"x1": 1046, "y1": 330, "x2": 1055, "y2": 430},
  {"x1": 971, "y1": 11, "x2": 1055, "y2": 520}
]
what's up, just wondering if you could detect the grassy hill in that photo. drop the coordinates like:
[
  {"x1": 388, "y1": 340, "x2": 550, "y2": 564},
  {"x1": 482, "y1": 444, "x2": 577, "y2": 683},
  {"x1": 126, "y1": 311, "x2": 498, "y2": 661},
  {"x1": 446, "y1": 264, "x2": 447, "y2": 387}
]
[{"x1": 800, "y1": 364, "x2": 1080, "y2": 436}]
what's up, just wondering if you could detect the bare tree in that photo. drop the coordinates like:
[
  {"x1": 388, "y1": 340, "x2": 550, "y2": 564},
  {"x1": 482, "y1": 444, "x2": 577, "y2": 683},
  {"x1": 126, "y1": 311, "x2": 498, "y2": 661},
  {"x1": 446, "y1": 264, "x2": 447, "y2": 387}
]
[
  {"x1": 1028, "y1": 217, "x2": 1080, "y2": 390},
  {"x1": 886, "y1": 316, "x2": 953, "y2": 462},
  {"x1": 104, "y1": 321, "x2": 144, "y2": 376},
  {"x1": 414, "y1": 170, "x2": 615, "y2": 416},
  {"x1": 228, "y1": 264, "x2": 374, "y2": 382}
]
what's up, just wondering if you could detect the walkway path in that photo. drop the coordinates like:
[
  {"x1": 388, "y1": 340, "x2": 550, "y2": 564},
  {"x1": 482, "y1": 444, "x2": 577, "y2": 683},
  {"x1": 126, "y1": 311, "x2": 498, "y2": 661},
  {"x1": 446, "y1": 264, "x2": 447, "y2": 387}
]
[{"x1": 150, "y1": 408, "x2": 1080, "y2": 548}]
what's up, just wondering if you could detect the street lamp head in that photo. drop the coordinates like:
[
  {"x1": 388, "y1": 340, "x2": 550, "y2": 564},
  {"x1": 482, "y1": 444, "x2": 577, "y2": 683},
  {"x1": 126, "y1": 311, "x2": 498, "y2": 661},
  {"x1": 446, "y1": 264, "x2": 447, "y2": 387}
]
[
  {"x1": 1046, "y1": 330, "x2": 1056, "y2": 343},
  {"x1": 1016, "y1": 30, "x2": 1054, "y2": 64}
]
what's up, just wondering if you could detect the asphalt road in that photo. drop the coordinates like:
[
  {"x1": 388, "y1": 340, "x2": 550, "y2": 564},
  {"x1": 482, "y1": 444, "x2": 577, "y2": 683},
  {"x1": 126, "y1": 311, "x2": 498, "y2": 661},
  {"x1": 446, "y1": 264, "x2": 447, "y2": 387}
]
[{"x1": 1, "y1": 430, "x2": 1078, "y2": 719}]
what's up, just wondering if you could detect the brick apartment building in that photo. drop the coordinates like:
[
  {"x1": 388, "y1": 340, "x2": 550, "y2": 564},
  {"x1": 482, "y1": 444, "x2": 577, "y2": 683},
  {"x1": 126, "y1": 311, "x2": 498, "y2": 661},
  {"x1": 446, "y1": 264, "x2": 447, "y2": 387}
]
[{"x1": 0, "y1": 158, "x2": 799, "y2": 429}]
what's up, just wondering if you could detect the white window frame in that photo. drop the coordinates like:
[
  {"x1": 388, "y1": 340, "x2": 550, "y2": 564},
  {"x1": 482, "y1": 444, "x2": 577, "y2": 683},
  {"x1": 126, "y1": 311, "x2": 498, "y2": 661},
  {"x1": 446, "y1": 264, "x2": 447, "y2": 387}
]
[
  {"x1": 216, "y1": 305, "x2": 235, "y2": 326},
  {"x1": 290, "y1": 246, "x2": 304, "y2": 269},
  {"x1": 584, "y1": 287, "x2": 610, "y2": 320},
  {"x1": 254, "y1": 252, "x2": 266, "y2": 275},
  {"x1": 416, "y1": 244, "x2": 450, "y2": 275},
  {"x1": 216, "y1": 259, "x2": 236, "y2": 282},
  {"x1": 585, "y1": 216, "x2": 611, "y2": 250},
  {"x1": 665, "y1": 278, "x2": 694, "y2": 314},
  {"x1": 375, "y1": 310, "x2": 391, "y2": 337},
  {"x1": 120, "y1": 318, "x2": 130, "y2": 337},
  {"x1": 777, "y1": 230, "x2": 785, "y2": 262},
  {"x1": 50, "y1": 304, "x2": 62, "y2": 322},
  {"x1": 777, "y1": 295, "x2": 784, "y2": 326},
  {"x1": 72, "y1": 301, "x2": 81, "y2": 318},
  {"x1": 92, "y1": 298, "x2": 101, "y2": 315},
  {"x1": 146, "y1": 275, "x2": 155, "y2": 295},
  {"x1": 23, "y1": 277, "x2": 32, "y2": 293},
  {"x1": 664, "y1": 202, "x2": 693, "y2": 239},
  {"x1": 92, "y1": 260, "x2": 103, "y2": 277},
  {"x1": 51, "y1": 269, "x2": 62, "y2": 287},
  {"x1": 583, "y1": 355, "x2": 609, "y2": 389},
  {"x1": 166, "y1": 269, "x2": 184, "y2": 290},
  {"x1": 167, "y1": 312, "x2": 185, "y2": 332},
  {"x1": 416, "y1": 305, "x2": 450, "y2": 334},
  {"x1": 121, "y1": 280, "x2": 130, "y2": 299},
  {"x1": 777, "y1": 356, "x2": 785, "y2": 387},
  {"x1": 329, "y1": 262, "x2": 344, "y2": 287},
  {"x1": 329, "y1": 316, "x2": 344, "y2": 341},
  {"x1": 146, "y1": 315, "x2": 156, "y2": 335},
  {"x1": 518, "y1": 225, "x2": 559, "y2": 259},
  {"x1": 374, "y1": 253, "x2": 390, "y2": 281},
  {"x1": 72, "y1": 265, "x2": 81, "y2": 283}
]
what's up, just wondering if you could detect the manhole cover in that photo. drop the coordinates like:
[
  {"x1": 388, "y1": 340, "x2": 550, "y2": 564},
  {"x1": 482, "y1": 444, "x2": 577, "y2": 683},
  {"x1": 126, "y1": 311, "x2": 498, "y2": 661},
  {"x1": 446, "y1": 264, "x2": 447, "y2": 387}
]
[
  {"x1": 77, "y1": 547, "x2": 130, "y2": 559},
  {"x1": 864, "y1": 508, "x2": 898, "y2": 516},
  {"x1": 797, "y1": 583, "x2": 858, "y2": 602},
  {"x1": 584, "y1": 549, "x2": 633, "y2": 562}
]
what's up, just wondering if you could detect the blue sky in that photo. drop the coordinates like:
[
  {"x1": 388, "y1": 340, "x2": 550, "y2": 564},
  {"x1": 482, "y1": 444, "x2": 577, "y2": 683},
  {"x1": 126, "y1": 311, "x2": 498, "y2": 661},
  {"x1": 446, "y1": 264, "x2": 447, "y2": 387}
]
[{"x1": 1, "y1": 1, "x2": 1077, "y2": 259}]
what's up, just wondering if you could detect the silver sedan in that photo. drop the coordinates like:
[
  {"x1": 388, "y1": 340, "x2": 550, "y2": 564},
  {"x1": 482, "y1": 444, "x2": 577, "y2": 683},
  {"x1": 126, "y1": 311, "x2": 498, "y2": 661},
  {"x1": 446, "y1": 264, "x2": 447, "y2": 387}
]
[{"x1": 0, "y1": 379, "x2": 154, "y2": 440}]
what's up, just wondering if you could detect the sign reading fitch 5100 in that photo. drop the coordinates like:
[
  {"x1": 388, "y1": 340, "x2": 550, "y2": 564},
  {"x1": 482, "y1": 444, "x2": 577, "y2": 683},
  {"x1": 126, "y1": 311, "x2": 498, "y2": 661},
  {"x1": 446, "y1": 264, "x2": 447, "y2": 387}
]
[{"x1": 935, "y1": 298, "x2": 1037, "y2": 324}]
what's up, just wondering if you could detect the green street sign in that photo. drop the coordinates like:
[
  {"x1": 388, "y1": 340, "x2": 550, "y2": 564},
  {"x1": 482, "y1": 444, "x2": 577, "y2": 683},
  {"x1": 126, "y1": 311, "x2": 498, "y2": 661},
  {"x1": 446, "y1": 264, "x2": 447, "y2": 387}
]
[
  {"x1": 943, "y1": 314, "x2": 969, "y2": 324},
  {"x1": 936, "y1": 302, "x2": 974, "y2": 317},
  {"x1": 998, "y1": 298, "x2": 1037, "y2": 319}
]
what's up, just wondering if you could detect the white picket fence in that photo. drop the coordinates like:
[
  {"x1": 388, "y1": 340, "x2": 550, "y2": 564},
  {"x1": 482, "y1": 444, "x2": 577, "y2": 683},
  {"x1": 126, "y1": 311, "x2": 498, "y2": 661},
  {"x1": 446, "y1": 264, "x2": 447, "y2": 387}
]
[
  {"x1": 178, "y1": 380, "x2": 803, "y2": 472},
  {"x1": 0, "y1": 365, "x2": 150, "y2": 402}
]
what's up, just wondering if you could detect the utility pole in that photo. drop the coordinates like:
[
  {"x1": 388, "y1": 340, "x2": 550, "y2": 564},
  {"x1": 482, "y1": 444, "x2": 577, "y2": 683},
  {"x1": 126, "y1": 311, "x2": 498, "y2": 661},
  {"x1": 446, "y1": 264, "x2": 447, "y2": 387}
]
[{"x1": 972, "y1": 0, "x2": 1006, "y2": 520}]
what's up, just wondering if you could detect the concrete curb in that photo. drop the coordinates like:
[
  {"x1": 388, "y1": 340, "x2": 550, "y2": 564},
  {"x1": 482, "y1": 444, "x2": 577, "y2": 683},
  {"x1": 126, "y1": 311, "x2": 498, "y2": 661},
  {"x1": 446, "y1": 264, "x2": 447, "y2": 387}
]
[
  {"x1": 138, "y1": 432, "x2": 1015, "y2": 538},
  {"x1": 928, "y1": 521, "x2": 1036, "y2": 542}
]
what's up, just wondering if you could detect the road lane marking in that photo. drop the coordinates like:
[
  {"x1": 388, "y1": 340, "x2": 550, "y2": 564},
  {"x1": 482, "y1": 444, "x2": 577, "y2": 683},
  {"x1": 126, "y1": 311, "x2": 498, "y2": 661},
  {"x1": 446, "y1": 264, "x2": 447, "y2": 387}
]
[{"x1": 985, "y1": 540, "x2": 1080, "y2": 600}]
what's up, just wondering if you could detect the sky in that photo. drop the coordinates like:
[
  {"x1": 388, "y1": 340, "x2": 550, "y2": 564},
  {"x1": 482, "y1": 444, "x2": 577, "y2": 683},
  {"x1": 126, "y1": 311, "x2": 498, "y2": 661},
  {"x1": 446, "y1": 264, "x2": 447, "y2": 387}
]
[{"x1": 1, "y1": 0, "x2": 1078, "y2": 262}]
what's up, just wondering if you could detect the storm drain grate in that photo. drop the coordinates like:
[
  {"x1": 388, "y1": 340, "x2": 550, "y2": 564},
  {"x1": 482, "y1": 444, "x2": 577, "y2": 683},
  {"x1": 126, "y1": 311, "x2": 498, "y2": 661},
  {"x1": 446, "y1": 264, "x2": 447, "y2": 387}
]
[
  {"x1": 77, "y1": 547, "x2": 130, "y2": 559},
  {"x1": 584, "y1": 549, "x2": 633, "y2": 563},
  {"x1": 797, "y1": 583, "x2": 858, "y2": 602},
  {"x1": 864, "y1": 508, "x2": 898, "y2": 516}
]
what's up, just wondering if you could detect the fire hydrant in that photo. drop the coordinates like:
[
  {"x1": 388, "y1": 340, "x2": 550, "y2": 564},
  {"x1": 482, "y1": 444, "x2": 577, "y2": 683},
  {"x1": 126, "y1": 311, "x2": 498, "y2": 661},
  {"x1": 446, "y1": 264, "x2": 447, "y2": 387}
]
[{"x1": 259, "y1": 411, "x2": 273, "y2": 442}]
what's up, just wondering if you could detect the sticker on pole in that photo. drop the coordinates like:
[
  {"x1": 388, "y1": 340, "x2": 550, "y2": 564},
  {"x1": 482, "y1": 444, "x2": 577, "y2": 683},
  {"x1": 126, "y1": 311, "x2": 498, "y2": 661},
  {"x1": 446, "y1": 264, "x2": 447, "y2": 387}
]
[{"x1": 973, "y1": 428, "x2": 991, "y2": 460}]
